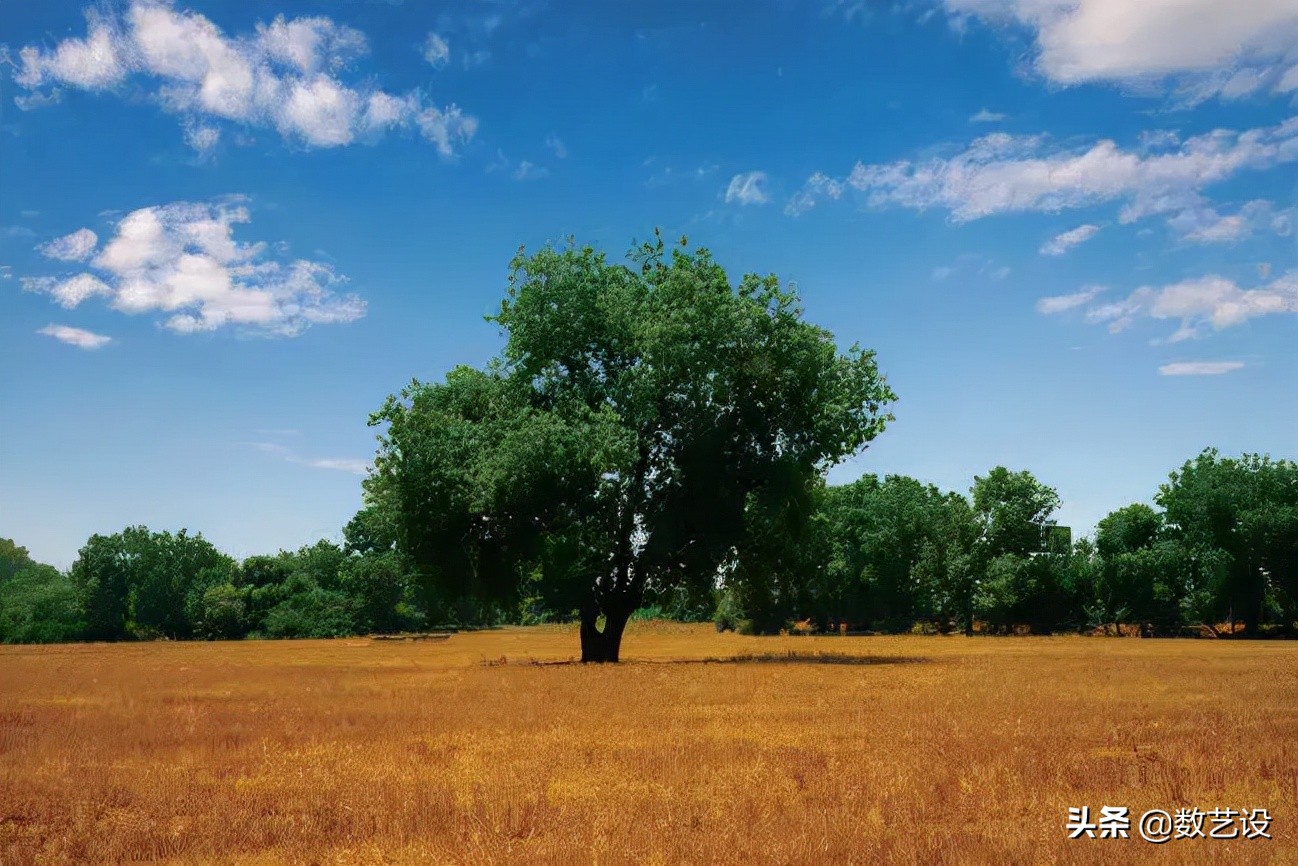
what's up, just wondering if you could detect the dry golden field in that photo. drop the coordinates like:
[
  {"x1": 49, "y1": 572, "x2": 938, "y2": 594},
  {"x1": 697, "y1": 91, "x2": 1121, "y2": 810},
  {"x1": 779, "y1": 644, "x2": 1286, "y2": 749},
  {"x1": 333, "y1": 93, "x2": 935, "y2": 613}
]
[{"x1": 1, "y1": 623, "x2": 1294, "y2": 866}]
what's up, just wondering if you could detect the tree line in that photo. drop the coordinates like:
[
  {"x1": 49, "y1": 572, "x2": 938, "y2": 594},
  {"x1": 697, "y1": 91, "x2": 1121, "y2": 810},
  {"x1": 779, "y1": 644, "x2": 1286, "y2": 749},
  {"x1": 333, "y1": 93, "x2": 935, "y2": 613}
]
[
  {"x1": 3, "y1": 449, "x2": 1292, "y2": 646},
  {"x1": 3, "y1": 238, "x2": 1293, "y2": 650},
  {"x1": 717, "y1": 451, "x2": 1297, "y2": 638},
  {"x1": 0, "y1": 529, "x2": 423, "y2": 644}
]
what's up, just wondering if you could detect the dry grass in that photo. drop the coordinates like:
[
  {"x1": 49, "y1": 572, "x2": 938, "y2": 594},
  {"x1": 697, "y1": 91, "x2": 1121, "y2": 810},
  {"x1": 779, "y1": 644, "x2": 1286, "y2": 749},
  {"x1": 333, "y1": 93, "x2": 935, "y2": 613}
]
[{"x1": 1, "y1": 622, "x2": 1294, "y2": 865}]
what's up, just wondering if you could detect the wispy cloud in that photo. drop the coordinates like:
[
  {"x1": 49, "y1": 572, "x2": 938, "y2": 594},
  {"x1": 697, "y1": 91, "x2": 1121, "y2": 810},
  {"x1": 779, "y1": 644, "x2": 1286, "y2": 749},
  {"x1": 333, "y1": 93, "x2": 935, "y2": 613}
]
[
  {"x1": 513, "y1": 160, "x2": 548, "y2": 181},
  {"x1": 307, "y1": 457, "x2": 368, "y2": 474},
  {"x1": 969, "y1": 108, "x2": 1005, "y2": 122},
  {"x1": 183, "y1": 121, "x2": 220, "y2": 159},
  {"x1": 1085, "y1": 271, "x2": 1298, "y2": 340},
  {"x1": 1036, "y1": 285, "x2": 1104, "y2": 314},
  {"x1": 724, "y1": 171, "x2": 770, "y2": 206},
  {"x1": 23, "y1": 199, "x2": 365, "y2": 337},
  {"x1": 786, "y1": 119, "x2": 1298, "y2": 224},
  {"x1": 931, "y1": 253, "x2": 1011, "y2": 282},
  {"x1": 249, "y1": 441, "x2": 368, "y2": 475},
  {"x1": 15, "y1": 2, "x2": 477, "y2": 154},
  {"x1": 1168, "y1": 200, "x2": 1292, "y2": 244},
  {"x1": 1158, "y1": 361, "x2": 1245, "y2": 376},
  {"x1": 423, "y1": 31, "x2": 450, "y2": 68},
  {"x1": 644, "y1": 160, "x2": 720, "y2": 189},
  {"x1": 37, "y1": 228, "x2": 98, "y2": 262},
  {"x1": 1040, "y1": 224, "x2": 1099, "y2": 256},
  {"x1": 37, "y1": 323, "x2": 112, "y2": 349}
]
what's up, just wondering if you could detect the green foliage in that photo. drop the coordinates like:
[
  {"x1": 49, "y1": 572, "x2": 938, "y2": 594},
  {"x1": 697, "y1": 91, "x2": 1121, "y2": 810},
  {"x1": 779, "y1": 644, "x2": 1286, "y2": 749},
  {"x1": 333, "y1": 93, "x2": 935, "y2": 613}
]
[
  {"x1": 971, "y1": 467, "x2": 1061, "y2": 560},
  {"x1": 193, "y1": 583, "x2": 248, "y2": 640},
  {"x1": 0, "y1": 564, "x2": 85, "y2": 643},
  {"x1": 725, "y1": 480, "x2": 826, "y2": 634},
  {"x1": 2, "y1": 528, "x2": 430, "y2": 644},
  {"x1": 1157, "y1": 449, "x2": 1298, "y2": 632},
  {"x1": 342, "y1": 505, "x2": 399, "y2": 556},
  {"x1": 639, "y1": 582, "x2": 714, "y2": 623},
  {"x1": 713, "y1": 588, "x2": 744, "y2": 633},
  {"x1": 0, "y1": 538, "x2": 36, "y2": 584},
  {"x1": 339, "y1": 551, "x2": 417, "y2": 633},
  {"x1": 813, "y1": 475, "x2": 968, "y2": 631},
  {"x1": 367, "y1": 233, "x2": 897, "y2": 660},
  {"x1": 68, "y1": 527, "x2": 233, "y2": 640},
  {"x1": 262, "y1": 585, "x2": 357, "y2": 638}
]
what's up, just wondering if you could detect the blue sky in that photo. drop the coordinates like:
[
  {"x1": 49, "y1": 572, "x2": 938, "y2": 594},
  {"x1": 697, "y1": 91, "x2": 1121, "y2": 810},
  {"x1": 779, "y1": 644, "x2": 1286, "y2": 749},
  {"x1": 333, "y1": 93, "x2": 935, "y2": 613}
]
[{"x1": 2, "y1": 0, "x2": 1296, "y2": 568}]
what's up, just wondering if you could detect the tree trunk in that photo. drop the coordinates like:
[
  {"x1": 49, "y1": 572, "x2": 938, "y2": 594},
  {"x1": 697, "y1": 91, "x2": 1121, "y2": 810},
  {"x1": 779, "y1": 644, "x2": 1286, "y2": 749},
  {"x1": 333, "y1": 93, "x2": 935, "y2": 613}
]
[{"x1": 579, "y1": 599, "x2": 633, "y2": 663}]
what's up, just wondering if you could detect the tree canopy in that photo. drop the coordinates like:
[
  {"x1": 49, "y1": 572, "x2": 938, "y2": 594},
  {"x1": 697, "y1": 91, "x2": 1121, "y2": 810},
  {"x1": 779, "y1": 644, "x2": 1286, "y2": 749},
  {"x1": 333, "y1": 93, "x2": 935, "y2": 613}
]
[
  {"x1": 366, "y1": 234, "x2": 897, "y2": 660},
  {"x1": 1157, "y1": 450, "x2": 1298, "y2": 633}
]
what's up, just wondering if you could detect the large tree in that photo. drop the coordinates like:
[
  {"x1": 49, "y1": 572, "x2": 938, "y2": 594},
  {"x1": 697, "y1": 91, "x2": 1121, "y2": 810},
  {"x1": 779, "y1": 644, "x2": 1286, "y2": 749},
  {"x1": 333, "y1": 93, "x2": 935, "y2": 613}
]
[
  {"x1": 69, "y1": 526, "x2": 233, "y2": 640},
  {"x1": 970, "y1": 467, "x2": 1061, "y2": 560},
  {"x1": 967, "y1": 467, "x2": 1069, "y2": 633},
  {"x1": 815, "y1": 475, "x2": 965, "y2": 631},
  {"x1": 1091, "y1": 503, "x2": 1185, "y2": 629},
  {"x1": 1157, "y1": 450, "x2": 1298, "y2": 633},
  {"x1": 367, "y1": 234, "x2": 896, "y2": 661}
]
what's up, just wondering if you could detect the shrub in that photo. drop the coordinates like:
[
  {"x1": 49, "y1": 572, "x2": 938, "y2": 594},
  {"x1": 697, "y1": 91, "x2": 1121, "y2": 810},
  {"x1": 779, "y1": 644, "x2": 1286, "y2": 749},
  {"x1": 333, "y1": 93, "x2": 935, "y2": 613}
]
[
  {"x1": 263, "y1": 587, "x2": 357, "y2": 638},
  {"x1": 196, "y1": 583, "x2": 248, "y2": 639},
  {"x1": 0, "y1": 565, "x2": 85, "y2": 644}
]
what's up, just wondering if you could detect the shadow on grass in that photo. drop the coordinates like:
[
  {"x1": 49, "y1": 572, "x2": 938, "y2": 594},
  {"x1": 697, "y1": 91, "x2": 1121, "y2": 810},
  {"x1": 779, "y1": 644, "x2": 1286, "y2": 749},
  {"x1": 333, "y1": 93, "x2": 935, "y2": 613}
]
[{"x1": 483, "y1": 652, "x2": 930, "y2": 667}]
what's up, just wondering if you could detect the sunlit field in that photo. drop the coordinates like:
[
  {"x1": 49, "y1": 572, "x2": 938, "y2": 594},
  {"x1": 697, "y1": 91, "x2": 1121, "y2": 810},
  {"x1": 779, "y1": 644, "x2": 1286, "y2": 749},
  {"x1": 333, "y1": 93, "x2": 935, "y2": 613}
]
[{"x1": 1, "y1": 623, "x2": 1294, "y2": 865}]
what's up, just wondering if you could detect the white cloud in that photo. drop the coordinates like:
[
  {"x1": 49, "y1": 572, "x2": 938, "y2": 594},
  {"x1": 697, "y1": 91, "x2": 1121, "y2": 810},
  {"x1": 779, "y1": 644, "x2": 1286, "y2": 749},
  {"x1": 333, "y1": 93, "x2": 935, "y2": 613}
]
[
  {"x1": 38, "y1": 228, "x2": 98, "y2": 261},
  {"x1": 15, "y1": 1, "x2": 476, "y2": 155},
  {"x1": 1158, "y1": 361, "x2": 1245, "y2": 376},
  {"x1": 1167, "y1": 199, "x2": 1291, "y2": 244},
  {"x1": 423, "y1": 32, "x2": 450, "y2": 68},
  {"x1": 22, "y1": 200, "x2": 365, "y2": 337},
  {"x1": 789, "y1": 118, "x2": 1298, "y2": 223},
  {"x1": 360, "y1": 91, "x2": 416, "y2": 135},
  {"x1": 725, "y1": 171, "x2": 770, "y2": 206},
  {"x1": 513, "y1": 160, "x2": 548, "y2": 181},
  {"x1": 16, "y1": 14, "x2": 126, "y2": 90},
  {"x1": 256, "y1": 14, "x2": 366, "y2": 74},
  {"x1": 945, "y1": 0, "x2": 1298, "y2": 100},
  {"x1": 37, "y1": 324, "x2": 112, "y2": 349},
  {"x1": 1040, "y1": 223, "x2": 1099, "y2": 255},
  {"x1": 970, "y1": 108, "x2": 1006, "y2": 122},
  {"x1": 47, "y1": 274, "x2": 114, "y2": 308},
  {"x1": 545, "y1": 134, "x2": 567, "y2": 159},
  {"x1": 276, "y1": 74, "x2": 362, "y2": 146},
  {"x1": 1036, "y1": 285, "x2": 1104, "y2": 314},
  {"x1": 1085, "y1": 271, "x2": 1298, "y2": 338}
]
